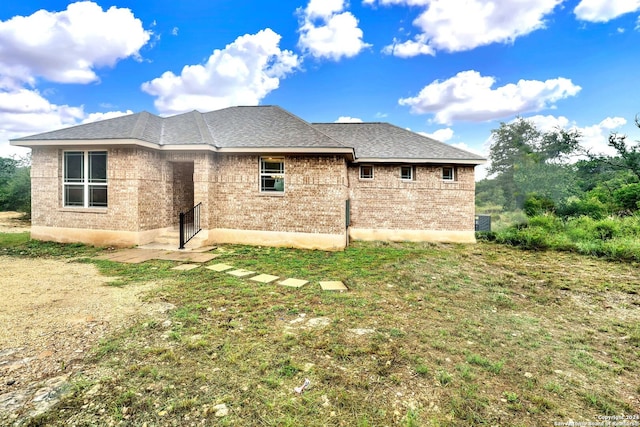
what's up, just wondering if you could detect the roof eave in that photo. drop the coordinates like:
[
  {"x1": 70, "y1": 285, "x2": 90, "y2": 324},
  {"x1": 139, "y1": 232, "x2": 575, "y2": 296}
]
[{"x1": 353, "y1": 157, "x2": 487, "y2": 165}]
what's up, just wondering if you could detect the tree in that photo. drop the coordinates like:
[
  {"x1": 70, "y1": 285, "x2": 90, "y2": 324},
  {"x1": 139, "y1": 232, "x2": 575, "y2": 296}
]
[
  {"x1": 0, "y1": 155, "x2": 31, "y2": 213},
  {"x1": 487, "y1": 117, "x2": 581, "y2": 209}
]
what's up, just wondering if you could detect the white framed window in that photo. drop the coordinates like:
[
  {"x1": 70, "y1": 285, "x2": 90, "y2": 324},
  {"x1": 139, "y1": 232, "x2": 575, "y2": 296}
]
[
  {"x1": 63, "y1": 151, "x2": 108, "y2": 208},
  {"x1": 260, "y1": 157, "x2": 285, "y2": 193},
  {"x1": 359, "y1": 165, "x2": 374, "y2": 180},
  {"x1": 400, "y1": 165, "x2": 414, "y2": 181},
  {"x1": 442, "y1": 166, "x2": 455, "y2": 181}
]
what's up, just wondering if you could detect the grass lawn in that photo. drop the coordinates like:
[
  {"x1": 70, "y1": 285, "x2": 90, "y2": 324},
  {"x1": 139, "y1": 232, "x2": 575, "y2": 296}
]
[{"x1": 4, "y1": 235, "x2": 640, "y2": 426}]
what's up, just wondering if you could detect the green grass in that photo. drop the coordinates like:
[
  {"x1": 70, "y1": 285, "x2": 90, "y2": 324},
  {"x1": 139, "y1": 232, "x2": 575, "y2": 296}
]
[{"x1": 2, "y1": 236, "x2": 640, "y2": 426}]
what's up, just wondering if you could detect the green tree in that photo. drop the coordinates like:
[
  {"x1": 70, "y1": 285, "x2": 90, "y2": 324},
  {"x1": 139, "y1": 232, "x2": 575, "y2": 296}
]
[
  {"x1": 0, "y1": 155, "x2": 31, "y2": 213},
  {"x1": 487, "y1": 117, "x2": 581, "y2": 209}
]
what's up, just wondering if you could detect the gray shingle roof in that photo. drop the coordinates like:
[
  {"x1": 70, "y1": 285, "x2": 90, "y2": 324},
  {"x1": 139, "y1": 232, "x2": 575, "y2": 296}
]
[
  {"x1": 12, "y1": 106, "x2": 485, "y2": 163},
  {"x1": 312, "y1": 122, "x2": 485, "y2": 162}
]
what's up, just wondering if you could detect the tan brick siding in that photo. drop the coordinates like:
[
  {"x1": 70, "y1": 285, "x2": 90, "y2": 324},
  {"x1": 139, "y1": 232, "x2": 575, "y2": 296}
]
[
  {"x1": 348, "y1": 164, "x2": 476, "y2": 231},
  {"x1": 31, "y1": 147, "x2": 476, "y2": 239},
  {"x1": 211, "y1": 155, "x2": 348, "y2": 235}
]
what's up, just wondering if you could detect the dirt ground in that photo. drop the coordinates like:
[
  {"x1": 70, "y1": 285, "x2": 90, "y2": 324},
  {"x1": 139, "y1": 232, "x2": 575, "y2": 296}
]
[
  {"x1": 0, "y1": 212, "x2": 31, "y2": 233},
  {"x1": 0, "y1": 213, "x2": 167, "y2": 420}
]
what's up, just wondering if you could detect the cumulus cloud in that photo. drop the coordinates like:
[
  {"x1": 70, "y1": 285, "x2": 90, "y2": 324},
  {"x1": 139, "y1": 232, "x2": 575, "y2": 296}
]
[
  {"x1": 0, "y1": 1, "x2": 151, "y2": 88},
  {"x1": 505, "y1": 114, "x2": 627, "y2": 157},
  {"x1": 574, "y1": 0, "x2": 640, "y2": 22},
  {"x1": 298, "y1": 0, "x2": 370, "y2": 60},
  {"x1": 0, "y1": 87, "x2": 133, "y2": 156},
  {"x1": 141, "y1": 29, "x2": 300, "y2": 115},
  {"x1": 398, "y1": 70, "x2": 581, "y2": 125},
  {"x1": 367, "y1": 0, "x2": 561, "y2": 56},
  {"x1": 335, "y1": 116, "x2": 363, "y2": 123},
  {"x1": 420, "y1": 128, "x2": 454, "y2": 142}
]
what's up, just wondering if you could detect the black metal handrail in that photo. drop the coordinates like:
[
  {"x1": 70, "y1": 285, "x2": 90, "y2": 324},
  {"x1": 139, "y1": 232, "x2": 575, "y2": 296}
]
[{"x1": 179, "y1": 202, "x2": 202, "y2": 249}]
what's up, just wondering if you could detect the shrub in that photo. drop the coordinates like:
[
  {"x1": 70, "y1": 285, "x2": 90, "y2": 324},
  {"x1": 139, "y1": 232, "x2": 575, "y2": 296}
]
[
  {"x1": 557, "y1": 198, "x2": 607, "y2": 220},
  {"x1": 592, "y1": 219, "x2": 620, "y2": 241},
  {"x1": 524, "y1": 194, "x2": 555, "y2": 217},
  {"x1": 613, "y1": 183, "x2": 640, "y2": 214},
  {"x1": 528, "y1": 214, "x2": 563, "y2": 232}
]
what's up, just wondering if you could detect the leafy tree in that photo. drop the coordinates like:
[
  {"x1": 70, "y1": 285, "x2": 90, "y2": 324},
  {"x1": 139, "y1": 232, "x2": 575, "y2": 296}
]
[
  {"x1": 0, "y1": 156, "x2": 31, "y2": 213},
  {"x1": 487, "y1": 117, "x2": 581, "y2": 209}
]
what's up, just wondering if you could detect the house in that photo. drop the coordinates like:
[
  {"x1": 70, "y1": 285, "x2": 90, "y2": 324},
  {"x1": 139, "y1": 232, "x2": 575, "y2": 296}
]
[{"x1": 10, "y1": 106, "x2": 486, "y2": 250}]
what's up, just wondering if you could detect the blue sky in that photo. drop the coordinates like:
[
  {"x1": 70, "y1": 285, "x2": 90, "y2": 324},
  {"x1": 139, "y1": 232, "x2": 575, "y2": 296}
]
[{"x1": 2, "y1": 0, "x2": 640, "y2": 178}]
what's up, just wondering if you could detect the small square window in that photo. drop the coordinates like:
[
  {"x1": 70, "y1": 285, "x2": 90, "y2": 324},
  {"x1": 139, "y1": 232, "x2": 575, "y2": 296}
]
[
  {"x1": 442, "y1": 166, "x2": 455, "y2": 181},
  {"x1": 360, "y1": 165, "x2": 374, "y2": 179},
  {"x1": 400, "y1": 166, "x2": 414, "y2": 180}
]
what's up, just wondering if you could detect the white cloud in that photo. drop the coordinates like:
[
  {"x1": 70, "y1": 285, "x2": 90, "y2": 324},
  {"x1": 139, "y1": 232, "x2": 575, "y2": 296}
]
[
  {"x1": 141, "y1": 29, "x2": 300, "y2": 115},
  {"x1": 511, "y1": 114, "x2": 627, "y2": 157},
  {"x1": 574, "y1": 0, "x2": 640, "y2": 22},
  {"x1": 0, "y1": 1, "x2": 151, "y2": 88},
  {"x1": 0, "y1": 87, "x2": 133, "y2": 157},
  {"x1": 298, "y1": 0, "x2": 370, "y2": 60},
  {"x1": 398, "y1": 70, "x2": 581, "y2": 125},
  {"x1": 335, "y1": 116, "x2": 363, "y2": 123},
  {"x1": 420, "y1": 127, "x2": 454, "y2": 142},
  {"x1": 369, "y1": 0, "x2": 561, "y2": 56}
]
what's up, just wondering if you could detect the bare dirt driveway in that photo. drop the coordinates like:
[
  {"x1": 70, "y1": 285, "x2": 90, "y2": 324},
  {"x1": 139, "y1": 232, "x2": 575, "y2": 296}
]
[{"x1": 0, "y1": 213, "x2": 167, "y2": 422}]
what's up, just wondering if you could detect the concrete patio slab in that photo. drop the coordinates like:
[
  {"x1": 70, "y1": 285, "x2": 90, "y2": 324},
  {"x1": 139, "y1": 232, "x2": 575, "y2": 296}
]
[
  {"x1": 227, "y1": 269, "x2": 255, "y2": 278},
  {"x1": 278, "y1": 278, "x2": 309, "y2": 288},
  {"x1": 171, "y1": 264, "x2": 200, "y2": 271},
  {"x1": 319, "y1": 281, "x2": 348, "y2": 291},
  {"x1": 250, "y1": 274, "x2": 279, "y2": 284},
  {"x1": 205, "y1": 263, "x2": 235, "y2": 272}
]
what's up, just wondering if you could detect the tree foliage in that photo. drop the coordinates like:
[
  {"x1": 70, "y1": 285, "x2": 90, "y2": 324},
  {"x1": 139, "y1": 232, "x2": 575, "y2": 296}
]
[
  {"x1": 0, "y1": 156, "x2": 31, "y2": 213},
  {"x1": 487, "y1": 117, "x2": 581, "y2": 209}
]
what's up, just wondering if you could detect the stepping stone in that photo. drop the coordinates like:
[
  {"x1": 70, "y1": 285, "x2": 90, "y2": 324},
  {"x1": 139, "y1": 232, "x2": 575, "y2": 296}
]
[
  {"x1": 319, "y1": 281, "x2": 348, "y2": 291},
  {"x1": 205, "y1": 263, "x2": 235, "y2": 272},
  {"x1": 279, "y1": 278, "x2": 308, "y2": 288},
  {"x1": 250, "y1": 274, "x2": 279, "y2": 284},
  {"x1": 171, "y1": 264, "x2": 200, "y2": 271},
  {"x1": 227, "y1": 269, "x2": 255, "y2": 278}
]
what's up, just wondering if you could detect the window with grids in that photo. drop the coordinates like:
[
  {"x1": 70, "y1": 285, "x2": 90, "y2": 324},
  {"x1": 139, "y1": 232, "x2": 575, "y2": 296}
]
[
  {"x1": 63, "y1": 151, "x2": 108, "y2": 207},
  {"x1": 359, "y1": 165, "x2": 374, "y2": 179},
  {"x1": 400, "y1": 165, "x2": 414, "y2": 181},
  {"x1": 260, "y1": 157, "x2": 285, "y2": 192},
  {"x1": 442, "y1": 166, "x2": 455, "y2": 181}
]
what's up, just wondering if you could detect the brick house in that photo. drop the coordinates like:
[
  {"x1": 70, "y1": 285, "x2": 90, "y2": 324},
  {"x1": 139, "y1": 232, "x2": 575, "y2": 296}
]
[{"x1": 11, "y1": 106, "x2": 485, "y2": 250}]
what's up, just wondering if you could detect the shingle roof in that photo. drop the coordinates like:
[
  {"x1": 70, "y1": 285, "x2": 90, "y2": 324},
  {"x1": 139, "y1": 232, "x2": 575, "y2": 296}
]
[
  {"x1": 11, "y1": 106, "x2": 485, "y2": 163},
  {"x1": 312, "y1": 122, "x2": 485, "y2": 162}
]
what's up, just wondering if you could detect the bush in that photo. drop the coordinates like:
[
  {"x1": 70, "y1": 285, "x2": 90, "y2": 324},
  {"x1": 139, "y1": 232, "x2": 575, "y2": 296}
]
[
  {"x1": 613, "y1": 183, "x2": 640, "y2": 214},
  {"x1": 524, "y1": 194, "x2": 555, "y2": 217},
  {"x1": 557, "y1": 198, "x2": 607, "y2": 220},
  {"x1": 527, "y1": 214, "x2": 563, "y2": 232}
]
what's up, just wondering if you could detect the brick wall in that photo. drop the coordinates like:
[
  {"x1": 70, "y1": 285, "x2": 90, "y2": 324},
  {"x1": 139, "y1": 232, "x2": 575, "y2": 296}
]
[
  {"x1": 347, "y1": 164, "x2": 476, "y2": 231},
  {"x1": 31, "y1": 147, "x2": 140, "y2": 232},
  {"x1": 31, "y1": 147, "x2": 476, "y2": 238},
  {"x1": 211, "y1": 154, "x2": 348, "y2": 235}
]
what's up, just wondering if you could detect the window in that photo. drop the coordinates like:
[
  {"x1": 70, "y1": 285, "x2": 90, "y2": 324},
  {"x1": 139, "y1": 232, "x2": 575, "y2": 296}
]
[
  {"x1": 400, "y1": 165, "x2": 414, "y2": 181},
  {"x1": 359, "y1": 165, "x2": 374, "y2": 180},
  {"x1": 442, "y1": 166, "x2": 455, "y2": 181},
  {"x1": 63, "y1": 151, "x2": 107, "y2": 207},
  {"x1": 260, "y1": 157, "x2": 285, "y2": 192}
]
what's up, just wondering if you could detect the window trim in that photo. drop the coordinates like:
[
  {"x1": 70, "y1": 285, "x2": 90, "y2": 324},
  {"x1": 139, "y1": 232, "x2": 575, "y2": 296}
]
[
  {"x1": 442, "y1": 166, "x2": 455, "y2": 182},
  {"x1": 259, "y1": 156, "x2": 285, "y2": 194},
  {"x1": 359, "y1": 165, "x2": 374, "y2": 180},
  {"x1": 400, "y1": 165, "x2": 415, "y2": 181},
  {"x1": 62, "y1": 150, "x2": 108, "y2": 208}
]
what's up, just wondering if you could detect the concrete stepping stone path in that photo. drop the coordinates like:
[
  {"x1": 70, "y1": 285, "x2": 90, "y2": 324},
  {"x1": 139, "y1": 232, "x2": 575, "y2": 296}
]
[
  {"x1": 278, "y1": 278, "x2": 308, "y2": 288},
  {"x1": 250, "y1": 274, "x2": 279, "y2": 284},
  {"x1": 319, "y1": 281, "x2": 348, "y2": 291}
]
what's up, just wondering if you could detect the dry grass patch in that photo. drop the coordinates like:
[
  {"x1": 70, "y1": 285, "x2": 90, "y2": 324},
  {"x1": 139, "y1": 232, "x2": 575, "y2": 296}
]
[{"x1": 3, "y1": 241, "x2": 639, "y2": 426}]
